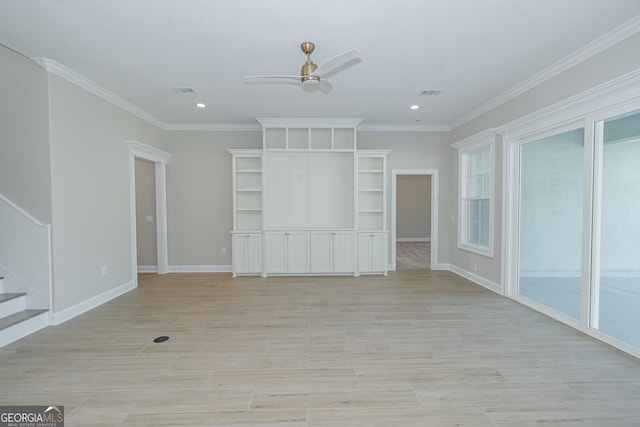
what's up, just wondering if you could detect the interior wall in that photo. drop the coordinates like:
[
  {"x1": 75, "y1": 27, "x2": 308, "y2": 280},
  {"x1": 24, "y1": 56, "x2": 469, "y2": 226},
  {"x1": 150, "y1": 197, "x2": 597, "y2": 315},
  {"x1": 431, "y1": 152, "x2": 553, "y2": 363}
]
[
  {"x1": 0, "y1": 45, "x2": 52, "y2": 223},
  {"x1": 48, "y1": 73, "x2": 165, "y2": 313},
  {"x1": 448, "y1": 32, "x2": 640, "y2": 289},
  {"x1": 358, "y1": 131, "x2": 451, "y2": 266},
  {"x1": 452, "y1": 33, "x2": 640, "y2": 142},
  {"x1": 135, "y1": 158, "x2": 157, "y2": 268},
  {"x1": 164, "y1": 130, "x2": 261, "y2": 268},
  {"x1": 397, "y1": 175, "x2": 431, "y2": 240}
]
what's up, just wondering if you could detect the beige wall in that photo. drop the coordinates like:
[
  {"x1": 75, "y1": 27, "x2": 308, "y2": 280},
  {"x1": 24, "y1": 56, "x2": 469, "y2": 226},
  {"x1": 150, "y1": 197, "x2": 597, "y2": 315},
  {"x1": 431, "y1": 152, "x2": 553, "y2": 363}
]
[
  {"x1": 48, "y1": 74, "x2": 165, "y2": 312},
  {"x1": 359, "y1": 131, "x2": 452, "y2": 266},
  {"x1": 135, "y1": 158, "x2": 157, "y2": 267},
  {"x1": 0, "y1": 46, "x2": 52, "y2": 223},
  {"x1": 449, "y1": 32, "x2": 640, "y2": 287},
  {"x1": 397, "y1": 175, "x2": 431, "y2": 240},
  {"x1": 452, "y1": 33, "x2": 640, "y2": 142},
  {"x1": 165, "y1": 131, "x2": 261, "y2": 267}
]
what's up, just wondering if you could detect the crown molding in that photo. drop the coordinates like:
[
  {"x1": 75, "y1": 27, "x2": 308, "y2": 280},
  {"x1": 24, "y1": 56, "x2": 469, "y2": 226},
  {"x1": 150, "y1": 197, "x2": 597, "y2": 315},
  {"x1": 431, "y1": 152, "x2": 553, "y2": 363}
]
[
  {"x1": 359, "y1": 124, "x2": 450, "y2": 132},
  {"x1": 495, "y1": 68, "x2": 640, "y2": 141},
  {"x1": 451, "y1": 128, "x2": 497, "y2": 149},
  {"x1": 32, "y1": 57, "x2": 167, "y2": 129},
  {"x1": 257, "y1": 118, "x2": 363, "y2": 128},
  {"x1": 164, "y1": 124, "x2": 261, "y2": 131},
  {"x1": 450, "y1": 15, "x2": 640, "y2": 130}
]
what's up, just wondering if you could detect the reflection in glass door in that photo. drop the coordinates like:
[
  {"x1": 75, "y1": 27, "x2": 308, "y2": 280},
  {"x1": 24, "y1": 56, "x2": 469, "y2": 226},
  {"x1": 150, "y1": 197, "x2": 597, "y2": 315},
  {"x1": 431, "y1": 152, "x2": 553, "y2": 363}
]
[
  {"x1": 593, "y1": 110, "x2": 640, "y2": 348},
  {"x1": 518, "y1": 128, "x2": 584, "y2": 319}
]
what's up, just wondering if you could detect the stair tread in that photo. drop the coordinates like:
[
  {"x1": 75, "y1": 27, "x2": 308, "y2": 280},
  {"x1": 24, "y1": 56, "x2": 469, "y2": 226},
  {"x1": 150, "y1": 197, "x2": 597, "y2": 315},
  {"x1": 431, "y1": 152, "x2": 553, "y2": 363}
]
[
  {"x1": 0, "y1": 293, "x2": 27, "y2": 303},
  {"x1": 0, "y1": 309, "x2": 48, "y2": 330}
]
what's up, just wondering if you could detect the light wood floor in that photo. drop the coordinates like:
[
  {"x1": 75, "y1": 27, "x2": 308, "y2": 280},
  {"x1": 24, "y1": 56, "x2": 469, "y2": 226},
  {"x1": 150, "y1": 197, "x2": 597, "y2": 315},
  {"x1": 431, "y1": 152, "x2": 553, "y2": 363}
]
[
  {"x1": 396, "y1": 242, "x2": 430, "y2": 269},
  {"x1": 1, "y1": 271, "x2": 640, "y2": 426}
]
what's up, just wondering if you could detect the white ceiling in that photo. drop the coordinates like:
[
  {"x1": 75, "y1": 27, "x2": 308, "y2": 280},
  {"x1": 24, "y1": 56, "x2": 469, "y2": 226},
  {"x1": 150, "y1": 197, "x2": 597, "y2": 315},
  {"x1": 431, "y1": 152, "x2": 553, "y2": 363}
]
[{"x1": 1, "y1": 0, "x2": 640, "y2": 129}]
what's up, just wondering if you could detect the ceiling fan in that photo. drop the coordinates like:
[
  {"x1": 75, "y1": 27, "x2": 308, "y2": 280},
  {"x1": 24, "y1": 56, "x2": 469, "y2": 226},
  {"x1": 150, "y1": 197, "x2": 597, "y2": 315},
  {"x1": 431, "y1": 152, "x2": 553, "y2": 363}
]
[{"x1": 244, "y1": 42, "x2": 361, "y2": 92}]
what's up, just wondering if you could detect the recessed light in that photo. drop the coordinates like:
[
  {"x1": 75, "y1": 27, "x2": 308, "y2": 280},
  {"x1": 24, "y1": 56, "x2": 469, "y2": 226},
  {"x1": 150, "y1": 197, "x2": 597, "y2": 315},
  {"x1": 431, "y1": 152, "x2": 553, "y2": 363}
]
[
  {"x1": 410, "y1": 105, "x2": 420, "y2": 110},
  {"x1": 196, "y1": 103, "x2": 206, "y2": 108}
]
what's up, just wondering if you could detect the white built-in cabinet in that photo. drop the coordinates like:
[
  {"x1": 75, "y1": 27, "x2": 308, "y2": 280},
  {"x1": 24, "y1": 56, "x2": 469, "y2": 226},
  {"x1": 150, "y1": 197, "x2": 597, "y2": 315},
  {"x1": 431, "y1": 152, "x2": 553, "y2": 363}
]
[
  {"x1": 358, "y1": 232, "x2": 388, "y2": 274},
  {"x1": 311, "y1": 231, "x2": 355, "y2": 273},
  {"x1": 230, "y1": 119, "x2": 389, "y2": 276},
  {"x1": 231, "y1": 233, "x2": 262, "y2": 276},
  {"x1": 264, "y1": 231, "x2": 310, "y2": 274}
]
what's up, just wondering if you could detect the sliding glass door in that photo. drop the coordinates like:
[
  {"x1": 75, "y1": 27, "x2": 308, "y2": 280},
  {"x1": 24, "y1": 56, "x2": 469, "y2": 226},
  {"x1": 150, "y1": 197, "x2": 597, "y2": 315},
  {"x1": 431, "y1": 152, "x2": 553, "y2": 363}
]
[
  {"x1": 515, "y1": 107, "x2": 640, "y2": 352},
  {"x1": 518, "y1": 128, "x2": 584, "y2": 319},
  {"x1": 592, "y1": 109, "x2": 640, "y2": 348}
]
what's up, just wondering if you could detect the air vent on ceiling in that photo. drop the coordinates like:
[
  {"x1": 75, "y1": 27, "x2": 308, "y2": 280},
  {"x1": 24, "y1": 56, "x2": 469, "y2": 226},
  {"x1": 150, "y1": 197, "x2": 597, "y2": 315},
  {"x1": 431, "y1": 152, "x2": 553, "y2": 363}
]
[
  {"x1": 172, "y1": 87, "x2": 196, "y2": 94},
  {"x1": 421, "y1": 89, "x2": 442, "y2": 96}
]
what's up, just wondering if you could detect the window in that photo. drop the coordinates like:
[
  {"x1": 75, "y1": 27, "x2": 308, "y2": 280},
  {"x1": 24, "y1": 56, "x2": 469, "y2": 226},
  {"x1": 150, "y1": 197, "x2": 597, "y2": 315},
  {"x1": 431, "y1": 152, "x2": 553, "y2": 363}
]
[{"x1": 454, "y1": 133, "x2": 494, "y2": 257}]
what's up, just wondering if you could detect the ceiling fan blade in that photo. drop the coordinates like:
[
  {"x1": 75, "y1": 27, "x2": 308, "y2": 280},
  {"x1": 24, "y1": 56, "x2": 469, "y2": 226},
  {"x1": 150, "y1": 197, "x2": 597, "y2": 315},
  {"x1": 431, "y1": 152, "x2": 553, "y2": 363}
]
[
  {"x1": 301, "y1": 79, "x2": 333, "y2": 94},
  {"x1": 243, "y1": 75, "x2": 301, "y2": 80},
  {"x1": 314, "y1": 48, "x2": 361, "y2": 77}
]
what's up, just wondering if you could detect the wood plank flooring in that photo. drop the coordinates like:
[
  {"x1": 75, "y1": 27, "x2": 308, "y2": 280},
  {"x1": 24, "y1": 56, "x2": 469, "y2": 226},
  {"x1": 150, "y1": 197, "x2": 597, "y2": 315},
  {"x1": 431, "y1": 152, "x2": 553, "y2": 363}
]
[
  {"x1": 396, "y1": 242, "x2": 430, "y2": 269},
  {"x1": 1, "y1": 271, "x2": 640, "y2": 426}
]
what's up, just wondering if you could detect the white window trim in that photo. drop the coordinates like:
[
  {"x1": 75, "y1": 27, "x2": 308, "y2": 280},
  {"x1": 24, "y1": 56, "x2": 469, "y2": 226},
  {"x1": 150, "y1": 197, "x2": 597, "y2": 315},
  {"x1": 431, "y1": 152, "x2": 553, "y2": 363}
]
[{"x1": 452, "y1": 131, "x2": 496, "y2": 258}]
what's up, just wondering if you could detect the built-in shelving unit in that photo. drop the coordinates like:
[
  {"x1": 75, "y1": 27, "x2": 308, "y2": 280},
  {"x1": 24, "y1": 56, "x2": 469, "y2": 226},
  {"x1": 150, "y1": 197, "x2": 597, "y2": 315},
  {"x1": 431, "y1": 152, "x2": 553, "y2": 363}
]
[
  {"x1": 230, "y1": 119, "x2": 389, "y2": 277},
  {"x1": 230, "y1": 150, "x2": 262, "y2": 231},
  {"x1": 356, "y1": 153, "x2": 389, "y2": 231}
]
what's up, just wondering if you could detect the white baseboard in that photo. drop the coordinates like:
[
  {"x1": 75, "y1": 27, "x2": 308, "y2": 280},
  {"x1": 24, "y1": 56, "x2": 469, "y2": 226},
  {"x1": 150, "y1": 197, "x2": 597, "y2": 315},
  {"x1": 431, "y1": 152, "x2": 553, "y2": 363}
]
[
  {"x1": 137, "y1": 265, "x2": 158, "y2": 273},
  {"x1": 431, "y1": 262, "x2": 450, "y2": 271},
  {"x1": 396, "y1": 238, "x2": 431, "y2": 243},
  {"x1": 51, "y1": 280, "x2": 136, "y2": 325},
  {"x1": 168, "y1": 265, "x2": 232, "y2": 273},
  {"x1": 449, "y1": 264, "x2": 503, "y2": 294}
]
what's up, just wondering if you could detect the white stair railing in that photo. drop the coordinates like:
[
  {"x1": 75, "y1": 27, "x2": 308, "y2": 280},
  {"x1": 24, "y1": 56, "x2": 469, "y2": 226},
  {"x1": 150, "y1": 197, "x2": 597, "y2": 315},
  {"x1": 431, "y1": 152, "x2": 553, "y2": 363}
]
[{"x1": 0, "y1": 194, "x2": 52, "y2": 313}]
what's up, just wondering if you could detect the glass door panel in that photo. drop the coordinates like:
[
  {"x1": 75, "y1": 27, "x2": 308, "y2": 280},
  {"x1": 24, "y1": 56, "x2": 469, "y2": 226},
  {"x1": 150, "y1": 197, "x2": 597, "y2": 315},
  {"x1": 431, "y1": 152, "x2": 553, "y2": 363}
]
[
  {"x1": 594, "y1": 109, "x2": 640, "y2": 348},
  {"x1": 518, "y1": 128, "x2": 584, "y2": 318}
]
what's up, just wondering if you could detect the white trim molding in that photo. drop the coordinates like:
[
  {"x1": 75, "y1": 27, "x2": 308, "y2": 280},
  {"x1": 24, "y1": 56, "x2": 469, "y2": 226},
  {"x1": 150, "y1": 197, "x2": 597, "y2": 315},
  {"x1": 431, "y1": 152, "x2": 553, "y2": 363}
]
[
  {"x1": 52, "y1": 280, "x2": 135, "y2": 325},
  {"x1": 391, "y1": 169, "x2": 440, "y2": 271},
  {"x1": 168, "y1": 265, "x2": 232, "y2": 273},
  {"x1": 125, "y1": 140, "x2": 172, "y2": 281},
  {"x1": 451, "y1": 15, "x2": 640, "y2": 130},
  {"x1": 452, "y1": 130, "x2": 497, "y2": 258},
  {"x1": 449, "y1": 264, "x2": 502, "y2": 294},
  {"x1": 496, "y1": 69, "x2": 640, "y2": 141},
  {"x1": 33, "y1": 58, "x2": 167, "y2": 129}
]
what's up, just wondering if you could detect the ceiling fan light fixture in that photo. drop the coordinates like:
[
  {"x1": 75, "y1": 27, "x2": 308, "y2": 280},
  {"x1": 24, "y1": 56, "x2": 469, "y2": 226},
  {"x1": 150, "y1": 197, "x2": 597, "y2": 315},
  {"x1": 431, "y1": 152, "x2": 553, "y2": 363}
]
[{"x1": 301, "y1": 75, "x2": 320, "y2": 86}]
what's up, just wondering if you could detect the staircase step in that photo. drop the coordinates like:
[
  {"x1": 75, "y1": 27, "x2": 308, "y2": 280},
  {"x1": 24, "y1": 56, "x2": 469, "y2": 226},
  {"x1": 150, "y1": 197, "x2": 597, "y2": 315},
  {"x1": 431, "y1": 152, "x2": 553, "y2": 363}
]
[
  {"x1": 0, "y1": 292, "x2": 26, "y2": 303},
  {"x1": 0, "y1": 293, "x2": 27, "y2": 318},
  {"x1": 0, "y1": 309, "x2": 48, "y2": 330}
]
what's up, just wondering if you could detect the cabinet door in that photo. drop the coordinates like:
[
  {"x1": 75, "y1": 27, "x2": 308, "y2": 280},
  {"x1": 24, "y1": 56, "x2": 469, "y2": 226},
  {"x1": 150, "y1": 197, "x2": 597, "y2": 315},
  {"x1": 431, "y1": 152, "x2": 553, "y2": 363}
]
[
  {"x1": 232, "y1": 234, "x2": 249, "y2": 275},
  {"x1": 232, "y1": 234, "x2": 262, "y2": 275},
  {"x1": 246, "y1": 234, "x2": 262, "y2": 273},
  {"x1": 264, "y1": 233, "x2": 287, "y2": 273},
  {"x1": 370, "y1": 233, "x2": 388, "y2": 272},
  {"x1": 333, "y1": 231, "x2": 354, "y2": 273},
  {"x1": 287, "y1": 232, "x2": 310, "y2": 273},
  {"x1": 358, "y1": 232, "x2": 387, "y2": 273},
  {"x1": 311, "y1": 231, "x2": 333, "y2": 273},
  {"x1": 358, "y1": 233, "x2": 373, "y2": 272}
]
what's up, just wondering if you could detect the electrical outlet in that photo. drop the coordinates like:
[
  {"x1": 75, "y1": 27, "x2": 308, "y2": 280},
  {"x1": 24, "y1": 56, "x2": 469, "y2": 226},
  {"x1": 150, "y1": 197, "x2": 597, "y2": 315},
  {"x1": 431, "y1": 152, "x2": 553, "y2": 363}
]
[
  {"x1": 473, "y1": 263, "x2": 478, "y2": 272},
  {"x1": 221, "y1": 247, "x2": 226, "y2": 254},
  {"x1": 101, "y1": 265, "x2": 108, "y2": 276},
  {"x1": 146, "y1": 216, "x2": 153, "y2": 223}
]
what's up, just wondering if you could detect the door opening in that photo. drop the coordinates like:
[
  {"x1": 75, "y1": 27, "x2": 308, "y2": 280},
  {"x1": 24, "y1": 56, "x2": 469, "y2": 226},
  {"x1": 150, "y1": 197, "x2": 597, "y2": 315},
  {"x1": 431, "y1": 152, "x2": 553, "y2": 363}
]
[{"x1": 391, "y1": 169, "x2": 439, "y2": 271}]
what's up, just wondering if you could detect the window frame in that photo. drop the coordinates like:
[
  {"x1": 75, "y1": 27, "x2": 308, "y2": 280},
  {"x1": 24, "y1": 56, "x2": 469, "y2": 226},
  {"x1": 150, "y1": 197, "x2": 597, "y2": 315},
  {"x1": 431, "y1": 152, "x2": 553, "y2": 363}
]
[{"x1": 454, "y1": 133, "x2": 495, "y2": 257}]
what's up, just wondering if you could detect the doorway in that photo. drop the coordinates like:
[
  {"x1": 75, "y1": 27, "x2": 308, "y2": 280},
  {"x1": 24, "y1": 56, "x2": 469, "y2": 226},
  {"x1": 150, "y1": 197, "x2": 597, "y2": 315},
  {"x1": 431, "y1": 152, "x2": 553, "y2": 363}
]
[
  {"x1": 126, "y1": 140, "x2": 171, "y2": 283},
  {"x1": 391, "y1": 169, "x2": 439, "y2": 271},
  {"x1": 135, "y1": 158, "x2": 157, "y2": 272}
]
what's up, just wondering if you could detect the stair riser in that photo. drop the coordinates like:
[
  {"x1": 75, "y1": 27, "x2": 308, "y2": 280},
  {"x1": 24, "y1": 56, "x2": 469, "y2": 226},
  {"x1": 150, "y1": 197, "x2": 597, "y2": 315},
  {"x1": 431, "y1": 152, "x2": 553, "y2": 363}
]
[
  {"x1": 0, "y1": 295, "x2": 26, "y2": 318},
  {"x1": 0, "y1": 311, "x2": 48, "y2": 348}
]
